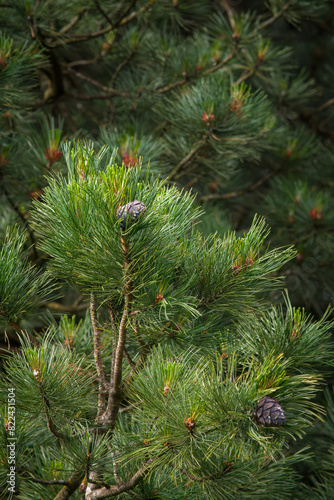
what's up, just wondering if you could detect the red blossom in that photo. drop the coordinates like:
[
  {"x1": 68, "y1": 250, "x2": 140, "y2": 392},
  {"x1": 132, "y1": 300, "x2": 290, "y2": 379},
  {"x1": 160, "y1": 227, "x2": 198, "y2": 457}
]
[
  {"x1": 155, "y1": 293, "x2": 164, "y2": 303},
  {"x1": 184, "y1": 417, "x2": 196, "y2": 432},
  {"x1": 202, "y1": 112, "x2": 215, "y2": 123},
  {"x1": 122, "y1": 151, "x2": 138, "y2": 167},
  {"x1": 45, "y1": 147, "x2": 62, "y2": 164},
  {"x1": 230, "y1": 98, "x2": 243, "y2": 115},
  {"x1": 309, "y1": 207, "x2": 322, "y2": 220}
]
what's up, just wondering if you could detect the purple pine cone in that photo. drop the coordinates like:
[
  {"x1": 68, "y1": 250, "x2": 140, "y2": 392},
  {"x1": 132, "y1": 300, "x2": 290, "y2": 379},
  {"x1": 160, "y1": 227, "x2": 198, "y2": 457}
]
[
  {"x1": 255, "y1": 397, "x2": 286, "y2": 427},
  {"x1": 117, "y1": 200, "x2": 147, "y2": 230}
]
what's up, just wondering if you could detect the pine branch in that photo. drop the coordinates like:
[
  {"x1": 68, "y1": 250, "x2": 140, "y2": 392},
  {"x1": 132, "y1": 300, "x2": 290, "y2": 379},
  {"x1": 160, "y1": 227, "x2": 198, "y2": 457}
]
[
  {"x1": 203, "y1": 45, "x2": 238, "y2": 75},
  {"x1": 111, "y1": 50, "x2": 137, "y2": 86},
  {"x1": 111, "y1": 451, "x2": 122, "y2": 485},
  {"x1": 53, "y1": 470, "x2": 85, "y2": 500},
  {"x1": 49, "y1": 1, "x2": 151, "y2": 48},
  {"x1": 180, "y1": 462, "x2": 233, "y2": 482},
  {"x1": 123, "y1": 346, "x2": 135, "y2": 368},
  {"x1": 156, "y1": 46, "x2": 238, "y2": 95},
  {"x1": 0, "y1": 303, "x2": 40, "y2": 347},
  {"x1": 169, "y1": 135, "x2": 209, "y2": 181},
  {"x1": 101, "y1": 237, "x2": 131, "y2": 430},
  {"x1": 60, "y1": 9, "x2": 88, "y2": 34},
  {"x1": 64, "y1": 66, "x2": 136, "y2": 97},
  {"x1": 90, "y1": 292, "x2": 108, "y2": 418},
  {"x1": 18, "y1": 470, "x2": 68, "y2": 486},
  {"x1": 85, "y1": 459, "x2": 154, "y2": 500},
  {"x1": 93, "y1": 0, "x2": 113, "y2": 25},
  {"x1": 36, "y1": 378, "x2": 66, "y2": 440},
  {"x1": 235, "y1": 58, "x2": 263, "y2": 85},
  {"x1": 254, "y1": 2, "x2": 291, "y2": 34},
  {"x1": 316, "y1": 98, "x2": 334, "y2": 113},
  {"x1": 199, "y1": 166, "x2": 282, "y2": 202},
  {"x1": 2, "y1": 185, "x2": 38, "y2": 260},
  {"x1": 220, "y1": 0, "x2": 235, "y2": 30},
  {"x1": 43, "y1": 299, "x2": 89, "y2": 313}
]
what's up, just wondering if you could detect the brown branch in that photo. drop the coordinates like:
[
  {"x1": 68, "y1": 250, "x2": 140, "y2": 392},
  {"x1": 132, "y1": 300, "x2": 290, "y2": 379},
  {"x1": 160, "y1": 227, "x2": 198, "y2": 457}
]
[
  {"x1": 100, "y1": 238, "x2": 131, "y2": 430},
  {"x1": 50, "y1": 1, "x2": 151, "y2": 47},
  {"x1": 111, "y1": 50, "x2": 136, "y2": 86},
  {"x1": 220, "y1": 0, "x2": 235, "y2": 30},
  {"x1": 64, "y1": 66, "x2": 136, "y2": 97},
  {"x1": 53, "y1": 471, "x2": 85, "y2": 500},
  {"x1": 90, "y1": 292, "x2": 108, "y2": 418},
  {"x1": 60, "y1": 10, "x2": 88, "y2": 34},
  {"x1": 168, "y1": 136, "x2": 209, "y2": 182},
  {"x1": 85, "y1": 459, "x2": 154, "y2": 500},
  {"x1": 253, "y1": 1, "x2": 291, "y2": 34},
  {"x1": 155, "y1": 46, "x2": 238, "y2": 96},
  {"x1": 235, "y1": 58, "x2": 262, "y2": 85},
  {"x1": 123, "y1": 346, "x2": 135, "y2": 368},
  {"x1": 123, "y1": 349, "x2": 148, "y2": 387},
  {"x1": 203, "y1": 45, "x2": 238, "y2": 76},
  {"x1": 2, "y1": 185, "x2": 38, "y2": 260},
  {"x1": 66, "y1": 92, "x2": 118, "y2": 100},
  {"x1": 111, "y1": 451, "x2": 122, "y2": 485},
  {"x1": 316, "y1": 98, "x2": 334, "y2": 113},
  {"x1": 19, "y1": 473, "x2": 67, "y2": 486},
  {"x1": 199, "y1": 166, "x2": 282, "y2": 202},
  {"x1": 154, "y1": 77, "x2": 188, "y2": 95},
  {"x1": 35, "y1": 379, "x2": 66, "y2": 440},
  {"x1": 0, "y1": 303, "x2": 40, "y2": 347},
  {"x1": 43, "y1": 299, "x2": 89, "y2": 313},
  {"x1": 129, "y1": 304, "x2": 154, "y2": 317},
  {"x1": 93, "y1": 0, "x2": 113, "y2": 25}
]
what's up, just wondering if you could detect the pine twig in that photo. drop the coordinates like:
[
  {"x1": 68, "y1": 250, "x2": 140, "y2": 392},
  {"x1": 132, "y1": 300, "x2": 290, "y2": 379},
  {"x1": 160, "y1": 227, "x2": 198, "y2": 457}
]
[
  {"x1": 254, "y1": 2, "x2": 291, "y2": 33},
  {"x1": 64, "y1": 66, "x2": 136, "y2": 97},
  {"x1": 111, "y1": 50, "x2": 137, "y2": 86},
  {"x1": 19, "y1": 473, "x2": 68, "y2": 486},
  {"x1": 316, "y1": 98, "x2": 334, "y2": 113},
  {"x1": 93, "y1": 0, "x2": 113, "y2": 25},
  {"x1": 36, "y1": 379, "x2": 66, "y2": 440},
  {"x1": 111, "y1": 451, "x2": 122, "y2": 485},
  {"x1": 101, "y1": 237, "x2": 131, "y2": 430},
  {"x1": 44, "y1": 298, "x2": 89, "y2": 313},
  {"x1": 168, "y1": 136, "x2": 209, "y2": 181},
  {"x1": 90, "y1": 292, "x2": 108, "y2": 418},
  {"x1": 50, "y1": 1, "x2": 151, "y2": 47},
  {"x1": 85, "y1": 459, "x2": 155, "y2": 500},
  {"x1": 220, "y1": 0, "x2": 235, "y2": 30},
  {"x1": 0, "y1": 303, "x2": 40, "y2": 347},
  {"x1": 123, "y1": 346, "x2": 135, "y2": 368},
  {"x1": 235, "y1": 58, "x2": 262, "y2": 85},
  {"x1": 53, "y1": 471, "x2": 85, "y2": 500},
  {"x1": 199, "y1": 166, "x2": 282, "y2": 202},
  {"x1": 2, "y1": 185, "x2": 38, "y2": 260},
  {"x1": 60, "y1": 9, "x2": 87, "y2": 34}
]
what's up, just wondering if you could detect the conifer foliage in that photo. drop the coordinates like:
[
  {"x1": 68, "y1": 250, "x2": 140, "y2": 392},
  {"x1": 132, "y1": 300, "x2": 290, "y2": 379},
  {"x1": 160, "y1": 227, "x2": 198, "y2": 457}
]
[
  {"x1": 0, "y1": 144, "x2": 333, "y2": 499},
  {"x1": 1, "y1": 1, "x2": 334, "y2": 498},
  {"x1": 1, "y1": 0, "x2": 334, "y2": 312}
]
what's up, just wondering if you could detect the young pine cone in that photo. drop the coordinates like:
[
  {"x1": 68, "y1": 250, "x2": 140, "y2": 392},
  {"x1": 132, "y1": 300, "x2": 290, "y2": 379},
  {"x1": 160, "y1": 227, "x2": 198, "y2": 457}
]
[
  {"x1": 117, "y1": 200, "x2": 146, "y2": 230},
  {"x1": 255, "y1": 397, "x2": 286, "y2": 427}
]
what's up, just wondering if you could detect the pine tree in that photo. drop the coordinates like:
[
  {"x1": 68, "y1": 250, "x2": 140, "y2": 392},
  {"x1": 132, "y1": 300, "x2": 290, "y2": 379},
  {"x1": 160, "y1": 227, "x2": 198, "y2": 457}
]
[
  {"x1": 0, "y1": 143, "x2": 333, "y2": 499},
  {"x1": 1, "y1": 1, "x2": 334, "y2": 497}
]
